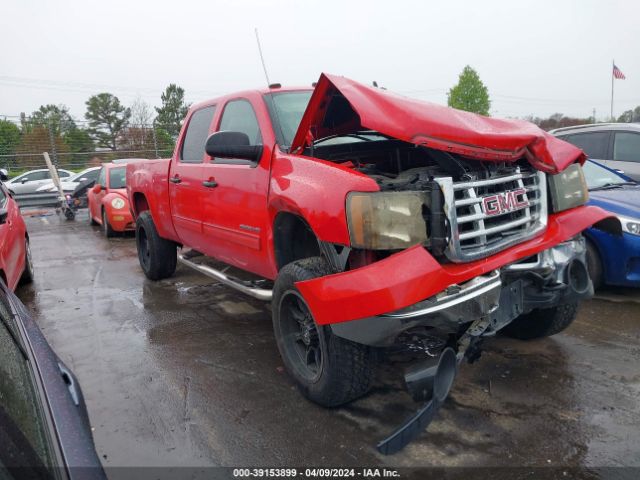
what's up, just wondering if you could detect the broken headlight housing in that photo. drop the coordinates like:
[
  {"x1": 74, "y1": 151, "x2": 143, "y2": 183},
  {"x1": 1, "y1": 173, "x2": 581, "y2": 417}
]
[
  {"x1": 346, "y1": 191, "x2": 428, "y2": 250},
  {"x1": 547, "y1": 163, "x2": 589, "y2": 213}
]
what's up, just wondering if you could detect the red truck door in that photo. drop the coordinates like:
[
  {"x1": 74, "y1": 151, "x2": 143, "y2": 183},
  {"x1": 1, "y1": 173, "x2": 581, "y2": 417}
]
[
  {"x1": 199, "y1": 96, "x2": 274, "y2": 278},
  {"x1": 168, "y1": 105, "x2": 216, "y2": 251}
]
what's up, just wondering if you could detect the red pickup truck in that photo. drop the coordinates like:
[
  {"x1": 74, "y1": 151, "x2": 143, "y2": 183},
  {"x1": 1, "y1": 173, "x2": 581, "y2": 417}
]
[{"x1": 127, "y1": 74, "x2": 616, "y2": 452}]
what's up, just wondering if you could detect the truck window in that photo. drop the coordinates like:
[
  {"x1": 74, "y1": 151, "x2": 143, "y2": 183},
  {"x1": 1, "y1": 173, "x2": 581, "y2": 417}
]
[
  {"x1": 181, "y1": 106, "x2": 216, "y2": 163},
  {"x1": 218, "y1": 100, "x2": 262, "y2": 146},
  {"x1": 560, "y1": 132, "x2": 609, "y2": 159},
  {"x1": 613, "y1": 132, "x2": 640, "y2": 162}
]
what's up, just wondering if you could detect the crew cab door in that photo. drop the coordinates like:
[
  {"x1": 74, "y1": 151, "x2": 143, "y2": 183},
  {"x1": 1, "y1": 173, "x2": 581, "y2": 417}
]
[
  {"x1": 200, "y1": 96, "x2": 273, "y2": 278},
  {"x1": 169, "y1": 105, "x2": 216, "y2": 251}
]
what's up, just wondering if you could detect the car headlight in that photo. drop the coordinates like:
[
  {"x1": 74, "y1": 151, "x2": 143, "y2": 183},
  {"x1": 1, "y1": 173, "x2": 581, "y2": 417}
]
[
  {"x1": 111, "y1": 198, "x2": 126, "y2": 209},
  {"x1": 547, "y1": 163, "x2": 589, "y2": 213},
  {"x1": 346, "y1": 192, "x2": 428, "y2": 249},
  {"x1": 618, "y1": 215, "x2": 640, "y2": 236}
]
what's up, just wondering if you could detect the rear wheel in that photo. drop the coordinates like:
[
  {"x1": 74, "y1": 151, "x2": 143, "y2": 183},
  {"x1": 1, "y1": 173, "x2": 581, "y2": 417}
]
[
  {"x1": 135, "y1": 211, "x2": 177, "y2": 280},
  {"x1": 586, "y1": 240, "x2": 603, "y2": 290},
  {"x1": 501, "y1": 302, "x2": 579, "y2": 340},
  {"x1": 19, "y1": 239, "x2": 34, "y2": 285},
  {"x1": 102, "y1": 209, "x2": 116, "y2": 237},
  {"x1": 272, "y1": 257, "x2": 375, "y2": 407}
]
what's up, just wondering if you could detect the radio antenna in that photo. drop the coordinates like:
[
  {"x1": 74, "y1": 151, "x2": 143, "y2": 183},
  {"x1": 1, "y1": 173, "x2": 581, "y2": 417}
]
[
  {"x1": 254, "y1": 28, "x2": 289, "y2": 149},
  {"x1": 254, "y1": 28, "x2": 271, "y2": 86}
]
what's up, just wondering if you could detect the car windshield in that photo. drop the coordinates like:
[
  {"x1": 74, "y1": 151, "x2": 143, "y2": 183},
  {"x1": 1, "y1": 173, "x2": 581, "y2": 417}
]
[
  {"x1": 582, "y1": 160, "x2": 635, "y2": 190},
  {"x1": 263, "y1": 91, "x2": 313, "y2": 148},
  {"x1": 108, "y1": 167, "x2": 126, "y2": 189}
]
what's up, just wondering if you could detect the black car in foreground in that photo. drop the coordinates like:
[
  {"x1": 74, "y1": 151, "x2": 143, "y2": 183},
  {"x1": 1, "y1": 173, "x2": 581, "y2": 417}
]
[{"x1": 0, "y1": 281, "x2": 104, "y2": 479}]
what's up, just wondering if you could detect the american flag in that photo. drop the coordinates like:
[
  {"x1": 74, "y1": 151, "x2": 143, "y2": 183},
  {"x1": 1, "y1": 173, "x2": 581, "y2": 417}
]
[{"x1": 613, "y1": 64, "x2": 626, "y2": 79}]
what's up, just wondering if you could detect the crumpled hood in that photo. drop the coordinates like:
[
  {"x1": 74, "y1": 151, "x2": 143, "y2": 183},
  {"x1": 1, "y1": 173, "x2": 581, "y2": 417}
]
[{"x1": 290, "y1": 73, "x2": 585, "y2": 173}]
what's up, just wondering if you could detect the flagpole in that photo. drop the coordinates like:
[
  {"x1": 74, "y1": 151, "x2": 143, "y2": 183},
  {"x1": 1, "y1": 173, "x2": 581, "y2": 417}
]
[{"x1": 611, "y1": 59, "x2": 614, "y2": 120}]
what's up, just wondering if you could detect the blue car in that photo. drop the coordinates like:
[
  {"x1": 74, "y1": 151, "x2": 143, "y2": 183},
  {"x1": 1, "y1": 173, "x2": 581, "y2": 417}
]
[{"x1": 583, "y1": 160, "x2": 640, "y2": 288}]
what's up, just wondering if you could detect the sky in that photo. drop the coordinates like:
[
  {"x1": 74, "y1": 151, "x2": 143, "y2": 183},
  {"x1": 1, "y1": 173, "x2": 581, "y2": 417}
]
[{"x1": 1, "y1": 0, "x2": 639, "y2": 123}]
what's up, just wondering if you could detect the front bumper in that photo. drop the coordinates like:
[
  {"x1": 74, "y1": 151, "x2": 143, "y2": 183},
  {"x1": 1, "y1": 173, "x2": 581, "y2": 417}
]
[
  {"x1": 297, "y1": 205, "x2": 614, "y2": 327},
  {"x1": 331, "y1": 237, "x2": 593, "y2": 346}
]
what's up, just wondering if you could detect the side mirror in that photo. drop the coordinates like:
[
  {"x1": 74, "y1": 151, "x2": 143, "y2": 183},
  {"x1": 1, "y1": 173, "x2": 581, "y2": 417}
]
[
  {"x1": 21, "y1": 178, "x2": 29, "y2": 184},
  {"x1": 0, "y1": 169, "x2": 7, "y2": 181},
  {"x1": 0, "y1": 209, "x2": 7, "y2": 225},
  {"x1": 205, "y1": 131, "x2": 263, "y2": 163},
  {"x1": 92, "y1": 184, "x2": 103, "y2": 194},
  {"x1": 78, "y1": 177, "x2": 87, "y2": 182}
]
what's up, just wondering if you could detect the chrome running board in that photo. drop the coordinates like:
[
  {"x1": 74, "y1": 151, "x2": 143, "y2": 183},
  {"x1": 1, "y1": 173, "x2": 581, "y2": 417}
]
[{"x1": 177, "y1": 254, "x2": 273, "y2": 301}]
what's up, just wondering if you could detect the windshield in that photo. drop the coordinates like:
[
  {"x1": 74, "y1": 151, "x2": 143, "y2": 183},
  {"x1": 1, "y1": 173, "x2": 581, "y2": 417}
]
[
  {"x1": 582, "y1": 160, "x2": 634, "y2": 190},
  {"x1": 108, "y1": 167, "x2": 126, "y2": 189},
  {"x1": 264, "y1": 91, "x2": 312, "y2": 148}
]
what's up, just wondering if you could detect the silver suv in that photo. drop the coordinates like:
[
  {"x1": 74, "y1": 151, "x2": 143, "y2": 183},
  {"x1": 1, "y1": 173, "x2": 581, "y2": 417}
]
[{"x1": 550, "y1": 123, "x2": 640, "y2": 181}]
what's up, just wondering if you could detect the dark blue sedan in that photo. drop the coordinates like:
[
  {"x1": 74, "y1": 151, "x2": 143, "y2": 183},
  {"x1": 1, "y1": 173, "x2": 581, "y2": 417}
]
[{"x1": 583, "y1": 160, "x2": 640, "y2": 288}]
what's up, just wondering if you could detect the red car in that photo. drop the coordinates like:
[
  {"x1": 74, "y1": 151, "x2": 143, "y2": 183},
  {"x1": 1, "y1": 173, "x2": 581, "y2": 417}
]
[
  {"x1": 0, "y1": 170, "x2": 33, "y2": 290},
  {"x1": 87, "y1": 162, "x2": 135, "y2": 237}
]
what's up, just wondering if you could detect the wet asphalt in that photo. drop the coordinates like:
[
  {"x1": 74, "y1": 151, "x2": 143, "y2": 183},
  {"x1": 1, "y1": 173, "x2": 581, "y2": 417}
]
[{"x1": 15, "y1": 208, "x2": 640, "y2": 469}]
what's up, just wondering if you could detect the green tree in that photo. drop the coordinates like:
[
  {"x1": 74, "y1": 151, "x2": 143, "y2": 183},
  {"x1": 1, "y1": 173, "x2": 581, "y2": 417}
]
[
  {"x1": 0, "y1": 120, "x2": 21, "y2": 159},
  {"x1": 447, "y1": 65, "x2": 491, "y2": 115},
  {"x1": 64, "y1": 127, "x2": 95, "y2": 164},
  {"x1": 155, "y1": 84, "x2": 190, "y2": 138},
  {"x1": 617, "y1": 106, "x2": 640, "y2": 123},
  {"x1": 27, "y1": 104, "x2": 76, "y2": 136},
  {"x1": 155, "y1": 127, "x2": 176, "y2": 157},
  {"x1": 85, "y1": 93, "x2": 131, "y2": 150}
]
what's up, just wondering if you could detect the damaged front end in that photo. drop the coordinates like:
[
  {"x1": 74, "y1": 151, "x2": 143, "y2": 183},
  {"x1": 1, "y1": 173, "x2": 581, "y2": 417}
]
[
  {"x1": 287, "y1": 74, "x2": 619, "y2": 454},
  {"x1": 345, "y1": 237, "x2": 593, "y2": 454}
]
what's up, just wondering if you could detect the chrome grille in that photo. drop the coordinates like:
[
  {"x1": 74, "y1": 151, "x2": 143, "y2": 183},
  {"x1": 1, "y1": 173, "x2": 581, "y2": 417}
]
[{"x1": 435, "y1": 167, "x2": 547, "y2": 262}]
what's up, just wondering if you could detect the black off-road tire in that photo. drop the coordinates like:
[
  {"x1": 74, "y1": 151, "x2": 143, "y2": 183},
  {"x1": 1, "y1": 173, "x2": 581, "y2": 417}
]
[
  {"x1": 272, "y1": 257, "x2": 375, "y2": 407},
  {"x1": 586, "y1": 240, "x2": 603, "y2": 290},
  {"x1": 102, "y1": 209, "x2": 116, "y2": 238},
  {"x1": 135, "y1": 211, "x2": 177, "y2": 280},
  {"x1": 19, "y1": 238, "x2": 34, "y2": 285},
  {"x1": 501, "y1": 302, "x2": 579, "y2": 340}
]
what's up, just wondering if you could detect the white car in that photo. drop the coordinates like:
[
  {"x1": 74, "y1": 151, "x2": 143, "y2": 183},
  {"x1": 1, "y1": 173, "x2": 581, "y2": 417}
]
[
  {"x1": 6, "y1": 168, "x2": 74, "y2": 195},
  {"x1": 36, "y1": 167, "x2": 101, "y2": 193}
]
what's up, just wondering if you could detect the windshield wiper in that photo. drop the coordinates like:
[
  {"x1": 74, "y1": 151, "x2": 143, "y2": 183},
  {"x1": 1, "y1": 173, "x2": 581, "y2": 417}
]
[{"x1": 589, "y1": 181, "x2": 636, "y2": 191}]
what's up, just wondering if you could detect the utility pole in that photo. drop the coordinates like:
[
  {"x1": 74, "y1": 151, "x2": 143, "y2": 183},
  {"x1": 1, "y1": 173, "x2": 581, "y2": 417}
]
[{"x1": 592, "y1": 108, "x2": 596, "y2": 124}]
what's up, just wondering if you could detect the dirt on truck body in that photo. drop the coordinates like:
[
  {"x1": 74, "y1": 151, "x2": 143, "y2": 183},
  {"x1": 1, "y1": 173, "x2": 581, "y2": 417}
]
[{"x1": 126, "y1": 73, "x2": 618, "y2": 453}]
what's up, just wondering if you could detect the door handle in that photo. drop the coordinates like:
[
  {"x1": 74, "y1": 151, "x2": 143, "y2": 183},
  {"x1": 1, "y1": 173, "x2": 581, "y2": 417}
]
[
  {"x1": 169, "y1": 175, "x2": 182, "y2": 184},
  {"x1": 202, "y1": 180, "x2": 218, "y2": 188}
]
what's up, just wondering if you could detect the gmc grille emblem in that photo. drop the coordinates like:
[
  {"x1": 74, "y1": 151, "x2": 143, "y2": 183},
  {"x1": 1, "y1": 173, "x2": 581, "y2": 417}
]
[{"x1": 481, "y1": 188, "x2": 529, "y2": 216}]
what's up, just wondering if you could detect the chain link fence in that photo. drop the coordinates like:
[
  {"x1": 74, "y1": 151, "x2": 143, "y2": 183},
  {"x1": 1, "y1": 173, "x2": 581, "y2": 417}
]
[{"x1": 0, "y1": 115, "x2": 176, "y2": 176}]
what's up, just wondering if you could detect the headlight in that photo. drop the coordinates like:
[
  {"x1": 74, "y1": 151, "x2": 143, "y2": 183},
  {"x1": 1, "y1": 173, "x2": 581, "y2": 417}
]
[
  {"x1": 618, "y1": 215, "x2": 640, "y2": 236},
  {"x1": 111, "y1": 198, "x2": 126, "y2": 209},
  {"x1": 346, "y1": 192, "x2": 428, "y2": 249},
  {"x1": 547, "y1": 163, "x2": 589, "y2": 213}
]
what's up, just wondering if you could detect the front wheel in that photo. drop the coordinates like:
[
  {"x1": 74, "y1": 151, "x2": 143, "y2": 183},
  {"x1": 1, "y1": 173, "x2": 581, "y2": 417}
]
[
  {"x1": 135, "y1": 211, "x2": 177, "y2": 280},
  {"x1": 272, "y1": 257, "x2": 375, "y2": 407},
  {"x1": 102, "y1": 210, "x2": 116, "y2": 237},
  {"x1": 501, "y1": 302, "x2": 579, "y2": 340}
]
